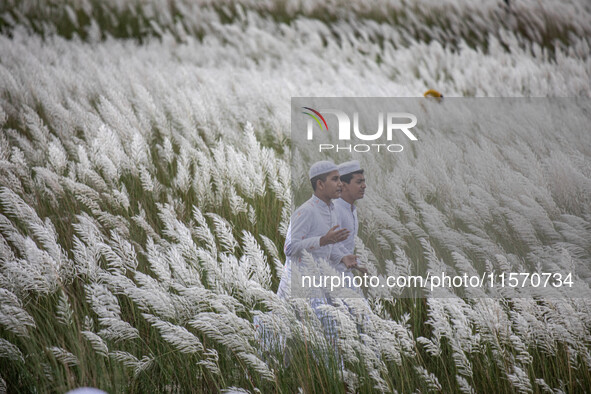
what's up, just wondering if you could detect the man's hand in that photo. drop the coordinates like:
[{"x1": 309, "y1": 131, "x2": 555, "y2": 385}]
[
  {"x1": 341, "y1": 255, "x2": 369, "y2": 274},
  {"x1": 341, "y1": 254, "x2": 358, "y2": 269},
  {"x1": 319, "y1": 225, "x2": 349, "y2": 246}
]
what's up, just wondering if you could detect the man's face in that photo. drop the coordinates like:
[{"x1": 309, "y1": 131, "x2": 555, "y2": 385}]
[
  {"x1": 342, "y1": 173, "x2": 366, "y2": 202},
  {"x1": 317, "y1": 170, "x2": 342, "y2": 200}
]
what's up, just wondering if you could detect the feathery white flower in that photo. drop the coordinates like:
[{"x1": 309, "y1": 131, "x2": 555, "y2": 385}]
[
  {"x1": 207, "y1": 213, "x2": 238, "y2": 253},
  {"x1": 82, "y1": 330, "x2": 109, "y2": 357},
  {"x1": 174, "y1": 147, "x2": 192, "y2": 193},
  {"x1": 197, "y1": 348, "x2": 221, "y2": 376},
  {"x1": 144, "y1": 313, "x2": 203, "y2": 354},
  {"x1": 240, "y1": 231, "x2": 272, "y2": 289},
  {"x1": 56, "y1": 290, "x2": 74, "y2": 326},
  {"x1": 110, "y1": 350, "x2": 140, "y2": 369},
  {"x1": 456, "y1": 375, "x2": 476, "y2": 394},
  {"x1": 47, "y1": 139, "x2": 67, "y2": 174},
  {"x1": 98, "y1": 318, "x2": 139, "y2": 342},
  {"x1": 414, "y1": 365, "x2": 442, "y2": 391},
  {"x1": 507, "y1": 364, "x2": 533, "y2": 394},
  {"x1": 48, "y1": 346, "x2": 79, "y2": 367},
  {"x1": 189, "y1": 312, "x2": 274, "y2": 381},
  {"x1": 0, "y1": 288, "x2": 35, "y2": 336},
  {"x1": 0, "y1": 338, "x2": 24, "y2": 362}
]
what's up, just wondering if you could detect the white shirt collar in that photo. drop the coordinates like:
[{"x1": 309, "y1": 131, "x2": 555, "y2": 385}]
[
  {"x1": 335, "y1": 197, "x2": 355, "y2": 212},
  {"x1": 311, "y1": 194, "x2": 334, "y2": 209}
]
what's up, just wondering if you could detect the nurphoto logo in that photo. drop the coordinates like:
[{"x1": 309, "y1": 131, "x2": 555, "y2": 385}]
[{"x1": 303, "y1": 107, "x2": 418, "y2": 153}]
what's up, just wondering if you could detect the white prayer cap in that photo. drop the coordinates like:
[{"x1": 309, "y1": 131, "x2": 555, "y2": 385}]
[
  {"x1": 66, "y1": 389, "x2": 108, "y2": 394},
  {"x1": 309, "y1": 160, "x2": 338, "y2": 179},
  {"x1": 338, "y1": 160, "x2": 362, "y2": 176}
]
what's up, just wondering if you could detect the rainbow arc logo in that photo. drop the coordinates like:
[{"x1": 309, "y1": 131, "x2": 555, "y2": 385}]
[{"x1": 302, "y1": 107, "x2": 328, "y2": 131}]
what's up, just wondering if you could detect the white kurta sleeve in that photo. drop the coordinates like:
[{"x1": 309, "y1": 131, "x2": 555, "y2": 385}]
[
  {"x1": 284, "y1": 207, "x2": 321, "y2": 257},
  {"x1": 329, "y1": 243, "x2": 348, "y2": 266},
  {"x1": 328, "y1": 203, "x2": 351, "y2": 265}
]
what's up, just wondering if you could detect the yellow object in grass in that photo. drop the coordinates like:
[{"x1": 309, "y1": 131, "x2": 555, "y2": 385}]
[{"x1": 423, "y1": 89, "x2": 443, "y2": 98}]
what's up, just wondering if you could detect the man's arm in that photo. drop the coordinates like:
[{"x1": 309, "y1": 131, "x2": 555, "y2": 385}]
[
  {"x1": 329, "y1": 204, "x2": 353, "y2": 266},
  {"x1": 285, "y1": 208, "x2": 349, "y2": 257},
  {"x1": 284, "y1": 208, "x2": 317, "y2": 257},
  {"x1": 329, "y1": 242, "x2": 349, "y2": 266}
]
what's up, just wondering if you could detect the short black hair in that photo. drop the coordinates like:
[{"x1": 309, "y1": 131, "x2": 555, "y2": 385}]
[
  {"x1": 310, "y1": 173, "x2": 329, "y2": 191},
  {"x1": 340, "y1": 169, "x2": 364, "y2": 184}
]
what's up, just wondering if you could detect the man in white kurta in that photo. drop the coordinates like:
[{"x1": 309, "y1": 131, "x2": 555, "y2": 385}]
[
  {"x1": 277, "y1": 160, "x2": 355, "y2": 301},
  {"x1": 333, "y1": 160, "x2": 367, "y2": 295},
  {"x1": 332, "y1": 160, "x2": 372, "y2": 341}
]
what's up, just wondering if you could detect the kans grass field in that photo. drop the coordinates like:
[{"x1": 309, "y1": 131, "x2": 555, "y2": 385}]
[{"x1": 1, "y1": 0, "x2": 591, "y2": 392}]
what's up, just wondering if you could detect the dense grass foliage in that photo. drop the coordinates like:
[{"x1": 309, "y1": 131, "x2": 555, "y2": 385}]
[{"x1": 0, "y1": 0, "x2": 590, "y2": 392}]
